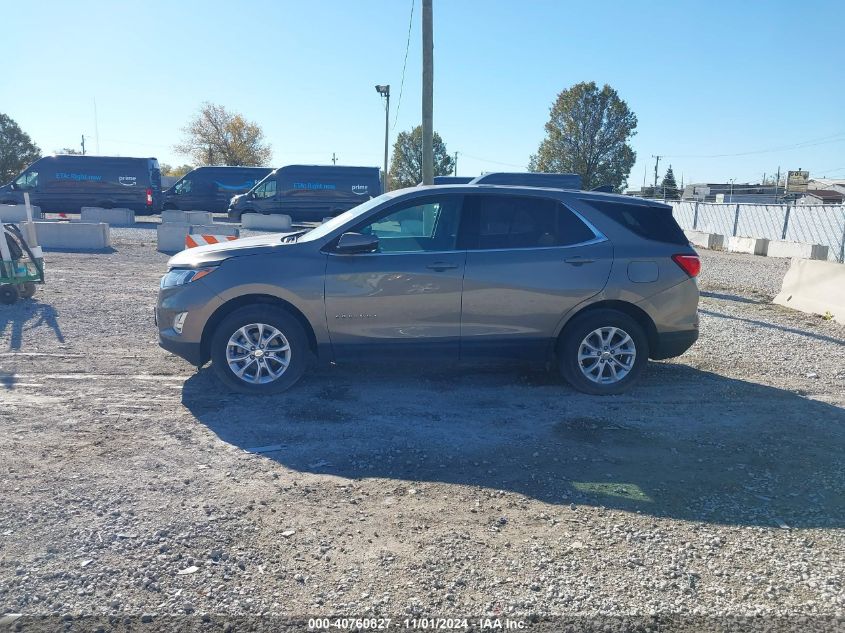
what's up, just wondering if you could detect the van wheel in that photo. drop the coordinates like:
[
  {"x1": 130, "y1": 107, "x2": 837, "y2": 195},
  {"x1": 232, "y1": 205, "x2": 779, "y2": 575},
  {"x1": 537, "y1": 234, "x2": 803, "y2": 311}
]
[
  {"x1": 558, "y1": 309, "x2": 648, "y2": 395},
  {"x1": 0, "y1": 285, "x2": 19, "y2": 305},
  {"x1": 210, "y1": 305, "x2": 308, "y2": 394},
  {"x1": 99, "y1": 200, "x2": 116, "y2": 209}
]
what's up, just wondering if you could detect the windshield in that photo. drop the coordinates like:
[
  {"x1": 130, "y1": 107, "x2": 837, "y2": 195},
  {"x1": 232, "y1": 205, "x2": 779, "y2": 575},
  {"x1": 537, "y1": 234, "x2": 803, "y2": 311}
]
[{"x1": 298, "y1": 191, "x2": 399, "y2": 243}]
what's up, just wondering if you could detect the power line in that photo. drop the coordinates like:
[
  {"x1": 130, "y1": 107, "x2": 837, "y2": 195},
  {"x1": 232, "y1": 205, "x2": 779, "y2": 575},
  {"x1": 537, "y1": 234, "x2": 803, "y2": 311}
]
[
  {"x1": 661, "y1": 132, "x2": 845, "y2": 159},
  {"x1": 458, "y1": 152, "x2": 526, "y2": 169},
  {"x1": 392, "y1": 0, "x2": 415, "y2": 131}
]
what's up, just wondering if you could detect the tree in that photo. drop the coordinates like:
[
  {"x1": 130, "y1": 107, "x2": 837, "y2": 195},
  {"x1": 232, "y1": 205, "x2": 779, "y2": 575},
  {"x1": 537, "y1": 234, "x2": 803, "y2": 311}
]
[
  {"x1": 388, "y1": 125, "x2": 453, "y2": 189},
  {"x1": 160, "y1": 163, "x2": 194, "y2": 178},
  {"x1": 0, "y1": 113, "x2": 41, "y2": 184},
  {"x1": 660, "y1": 166, "x2": 680, "y2": 200},
  {"x1": 56, "y1": 147, "x2": 82, "y2": 155},
  {"x1": 528, "y1": 82, "x2": 637, "y2": 192},
  {"x1": 174, "y1": 103, "x2": 271, "y2": 167}
]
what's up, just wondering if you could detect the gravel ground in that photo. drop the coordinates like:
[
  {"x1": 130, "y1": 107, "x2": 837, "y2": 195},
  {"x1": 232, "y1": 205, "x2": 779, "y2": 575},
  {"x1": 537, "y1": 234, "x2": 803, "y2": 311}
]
[{"x1": 0, "y1": 229, "x2": 843, "y2": 631}]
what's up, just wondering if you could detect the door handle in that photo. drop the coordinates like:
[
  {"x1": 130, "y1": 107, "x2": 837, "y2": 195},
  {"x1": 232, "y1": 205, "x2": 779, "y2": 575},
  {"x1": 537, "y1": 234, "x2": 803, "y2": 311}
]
[
  {"x1": 426, "y1": 262, "x2": 459, "y2": 271},
  {"x1": 564, "y1": 256, "x2": 595, "y2": 266}
]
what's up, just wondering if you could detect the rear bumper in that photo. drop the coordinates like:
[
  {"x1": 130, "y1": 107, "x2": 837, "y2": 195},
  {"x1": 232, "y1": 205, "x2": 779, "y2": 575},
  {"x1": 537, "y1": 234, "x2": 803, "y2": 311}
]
[{"x1": 650, "y1": 329, "x2": 698, "y2": 360}]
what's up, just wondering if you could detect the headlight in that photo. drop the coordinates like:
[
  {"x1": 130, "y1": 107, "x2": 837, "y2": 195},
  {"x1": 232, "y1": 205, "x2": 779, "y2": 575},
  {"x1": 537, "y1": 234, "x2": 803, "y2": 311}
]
[{"x1": 160, "y1": 266, "x2": 217, "y2": 289}]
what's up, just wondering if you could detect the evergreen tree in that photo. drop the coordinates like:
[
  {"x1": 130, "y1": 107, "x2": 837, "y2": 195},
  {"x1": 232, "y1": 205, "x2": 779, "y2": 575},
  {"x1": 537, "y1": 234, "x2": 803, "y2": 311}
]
[{"x1": 660, "y1": 166, "x2": 680, "y2": 200}]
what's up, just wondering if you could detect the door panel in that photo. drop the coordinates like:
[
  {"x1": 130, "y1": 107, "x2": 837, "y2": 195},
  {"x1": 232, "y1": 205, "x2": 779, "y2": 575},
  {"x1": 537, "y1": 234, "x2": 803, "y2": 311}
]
[
  {"x1": 325, "y1": 252, "x2": 465, "y2": 359},
  {"x1": 458, "y1": 194, "x2": 613, "y2": 361},
  {"x1": 324, "y1": 194, "x2": 465, "y2": 360},
  {"x1": 461, "y1": 242, "x2": 612, "y2": 359}
]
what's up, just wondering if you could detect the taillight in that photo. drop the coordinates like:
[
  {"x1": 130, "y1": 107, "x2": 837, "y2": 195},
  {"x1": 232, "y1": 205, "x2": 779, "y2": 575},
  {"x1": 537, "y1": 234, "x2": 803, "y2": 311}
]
[
  {"x1": 146, "y1": 188, "x2": 153, "y2": 206},
  {"x1": 672, "y1": 254, "x2": 701, "y2": 278}
]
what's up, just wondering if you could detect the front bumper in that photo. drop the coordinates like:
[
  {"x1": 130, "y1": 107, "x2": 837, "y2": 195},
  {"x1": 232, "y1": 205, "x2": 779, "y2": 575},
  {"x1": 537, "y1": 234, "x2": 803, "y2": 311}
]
[{"x1": 156, "y1": 278, "x2": 223, "y2": 367}]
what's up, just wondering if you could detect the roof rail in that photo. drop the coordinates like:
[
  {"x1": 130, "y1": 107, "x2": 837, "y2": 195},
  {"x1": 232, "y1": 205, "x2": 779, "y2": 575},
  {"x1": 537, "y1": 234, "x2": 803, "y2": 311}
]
[{"x1": 468, "y1": 172, "x2": 582, "y2": 190}]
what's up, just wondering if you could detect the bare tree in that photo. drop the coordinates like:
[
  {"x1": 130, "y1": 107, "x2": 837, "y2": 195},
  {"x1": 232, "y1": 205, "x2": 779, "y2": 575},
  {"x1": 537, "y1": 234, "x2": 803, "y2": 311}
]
[{"x1": 175, "y1": 103, "x2": 272, "y2": 166}]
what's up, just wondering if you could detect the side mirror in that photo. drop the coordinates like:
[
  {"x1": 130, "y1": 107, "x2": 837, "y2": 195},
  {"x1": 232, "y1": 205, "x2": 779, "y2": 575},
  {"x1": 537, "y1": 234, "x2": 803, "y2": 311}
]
[{"x1": 335, "y1": 232, "x2": 379, "y2": 254}]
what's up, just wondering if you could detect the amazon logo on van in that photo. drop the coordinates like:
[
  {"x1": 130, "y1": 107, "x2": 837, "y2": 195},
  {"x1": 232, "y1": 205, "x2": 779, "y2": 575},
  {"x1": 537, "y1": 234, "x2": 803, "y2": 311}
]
[
  {"x1": 352, "y1": 185, "x2": 369, "y2": 195},
  {"x1": 119, "y1": 176, "x2": 137, "y2": 186}
]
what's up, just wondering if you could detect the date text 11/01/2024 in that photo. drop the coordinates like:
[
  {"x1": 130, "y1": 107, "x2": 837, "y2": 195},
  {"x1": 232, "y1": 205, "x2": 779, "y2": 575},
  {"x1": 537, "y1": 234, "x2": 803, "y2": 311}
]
[{"x1": 307, "y1": 617, "x2": 528, "y2": 630}]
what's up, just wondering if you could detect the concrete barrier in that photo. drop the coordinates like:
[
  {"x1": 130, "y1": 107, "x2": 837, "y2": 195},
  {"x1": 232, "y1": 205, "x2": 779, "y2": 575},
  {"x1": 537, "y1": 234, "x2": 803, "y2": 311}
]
[
  {"x1": 241, "y1": 213, "x2": 292, "y2": 231},
  {"x1": 161, "y1": 210, "x2": 213, "y2": 225},
  {"x1": 0, "y1": 204, "x2": 42, "y2": 222},
  {"x1": 774, "y1": 258, "x2": 845, "y2": 325},
  {"x1": 26, "y1": 221, "x2": 110, "y2": 250},
  {"x1": 684, "y1": 230, "x2": 724, "y2": 250},
  {"x1": 157, "y1": 223, "x2": 239, "y2": 252},
  {"x1": 766, "y1": 240, "x2": 828, "y2": 260},
  {"x1": 727, "y1": 236, "x2": 769, "y2": 256},
  {"x1": 80, "y1": 207, "x2": 135, "y2": 226}
]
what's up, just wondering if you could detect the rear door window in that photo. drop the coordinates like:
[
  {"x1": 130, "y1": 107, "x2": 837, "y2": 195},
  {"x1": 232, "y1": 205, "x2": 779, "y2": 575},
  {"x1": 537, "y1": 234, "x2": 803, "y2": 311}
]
[{"x1": 459, "y1": 195, "x2": 596, "y2": 250}]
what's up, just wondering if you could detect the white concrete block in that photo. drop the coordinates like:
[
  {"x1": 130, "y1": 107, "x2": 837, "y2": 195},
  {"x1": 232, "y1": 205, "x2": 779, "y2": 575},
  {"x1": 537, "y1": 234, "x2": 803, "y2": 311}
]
[
  {"x1": 189, "y1": 224, "x2": 239, "y2": 237},
  {"x1": 161, "y1": 209, "x2": 213, "y2": 225},
  {"x1": 766, "y1": 240, "x2": 829, "y2": 260},
  {"x1": 157, "y1": 223, "x2": 191, "y2": 252},
  {"x1": 241, "y1": 213, "x2": 292, "y2": 231},
  {"x1": 80, "y1": 207, "x2": 135, "y2": 226},
  {"x1": 684, "y1": 230, "x2": 724, "y2": 250},
  {"x1": 0, "y1": 204, "x2": 42, "y2": 222},
  {"x1": 27, "y1": 221, "x2": 110, "y2": 250},
  {"x1": 157, "y1": 223, "x2": 239, "y2": 252},
  {"x1": 727, "y1": 236, "x2": 769, "y2": 256},
  {"x1": 774, "y1": 258, "x2": 845, "y2": 325}
]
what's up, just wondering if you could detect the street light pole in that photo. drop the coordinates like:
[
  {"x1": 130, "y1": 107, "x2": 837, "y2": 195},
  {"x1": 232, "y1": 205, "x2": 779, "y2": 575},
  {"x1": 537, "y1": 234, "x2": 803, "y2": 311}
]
[
  {"x1": 729, "y1": 178, "x2": 735, "y2": 203},
  {"x1": 375, "y1": 84, "x2": 390, "y2": 192}
]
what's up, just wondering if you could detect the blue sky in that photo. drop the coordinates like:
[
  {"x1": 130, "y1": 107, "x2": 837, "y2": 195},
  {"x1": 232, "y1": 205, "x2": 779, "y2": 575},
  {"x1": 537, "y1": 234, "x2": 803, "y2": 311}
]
[{"x1": 3, "y1": 0, "x2": 844, "y2": 188}]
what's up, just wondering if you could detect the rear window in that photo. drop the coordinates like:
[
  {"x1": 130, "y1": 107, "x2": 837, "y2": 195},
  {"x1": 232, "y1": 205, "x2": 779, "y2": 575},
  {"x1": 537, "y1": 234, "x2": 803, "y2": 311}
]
[{"x1": 584, "y1": 200, "x2": 688, "y2": 246}]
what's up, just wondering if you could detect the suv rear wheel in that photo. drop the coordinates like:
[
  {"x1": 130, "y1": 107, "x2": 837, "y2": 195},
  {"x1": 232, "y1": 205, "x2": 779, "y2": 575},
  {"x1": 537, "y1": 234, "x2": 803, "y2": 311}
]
[
  {"x1": 559, "y1": 309, "x2": 648, "y2": 395},
  {"x1": 210, "y1": 305, "x2": 308, "y2": 394}
]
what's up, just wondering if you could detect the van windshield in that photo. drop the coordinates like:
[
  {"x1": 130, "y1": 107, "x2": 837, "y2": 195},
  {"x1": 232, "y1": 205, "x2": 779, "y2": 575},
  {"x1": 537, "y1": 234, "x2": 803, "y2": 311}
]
[{"x1": 298, "y1": 191, "x2": 399, "y2": 243}]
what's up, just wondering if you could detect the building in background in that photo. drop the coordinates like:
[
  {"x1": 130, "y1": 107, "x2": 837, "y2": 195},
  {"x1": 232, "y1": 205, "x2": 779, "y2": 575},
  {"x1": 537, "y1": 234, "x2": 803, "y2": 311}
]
[{"x1": 795, "y1": 189, "x2": 845, "y2": 205}]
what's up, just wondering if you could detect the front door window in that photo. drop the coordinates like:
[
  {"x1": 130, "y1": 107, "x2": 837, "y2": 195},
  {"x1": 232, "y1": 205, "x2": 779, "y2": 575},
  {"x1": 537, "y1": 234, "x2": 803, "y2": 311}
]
[
  {"x1": 15, "y1": 171, "x2": 38, "y2": 190},
  {"x1": 253, "y1": 179, "x2": 276, "y2": 199},
  {"x1": 356, "y1": 196, "x2": 462, "y2": 253}
]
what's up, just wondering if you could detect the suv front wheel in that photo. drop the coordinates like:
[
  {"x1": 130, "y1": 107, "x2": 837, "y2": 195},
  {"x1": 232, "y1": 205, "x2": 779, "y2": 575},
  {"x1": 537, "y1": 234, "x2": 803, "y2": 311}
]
[
  {"x1": 210, "y1": 305, "x2": 308, "y2": 394},
  {"x1": 559, "y1": 309, "x2": 648, "y2": 395}
]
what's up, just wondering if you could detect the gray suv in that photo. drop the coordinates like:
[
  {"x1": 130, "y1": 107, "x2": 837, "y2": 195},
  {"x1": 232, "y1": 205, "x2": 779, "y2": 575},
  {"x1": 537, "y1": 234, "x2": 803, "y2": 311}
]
[{"x1": 156, "y1": 185, "x2": 699, "y2": 395}]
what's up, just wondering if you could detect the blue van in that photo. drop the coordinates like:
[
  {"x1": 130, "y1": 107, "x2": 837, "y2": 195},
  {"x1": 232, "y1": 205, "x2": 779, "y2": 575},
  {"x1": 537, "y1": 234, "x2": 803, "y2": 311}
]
[
  {"x1": 162, "y1": 166, "x2": 272, "y2": 214},
  {"x1": 0, "y1": 155, "x2": 162, "y2": 214},
  {"x1": 228, "y1": 165, "x2": 381, "y2": 222}
]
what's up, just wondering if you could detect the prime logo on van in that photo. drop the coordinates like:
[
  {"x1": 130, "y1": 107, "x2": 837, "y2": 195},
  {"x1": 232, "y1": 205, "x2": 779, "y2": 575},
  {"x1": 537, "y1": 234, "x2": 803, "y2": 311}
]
[
  {"x1": 119, "y1": 176, "x2": 138, "y2": 187},
  {"x1": 55, "y1": 172, "x2": 102, "y2": 182},
  {"x1": 352, "y1": 185, "x2": 369, "y2": 195}
]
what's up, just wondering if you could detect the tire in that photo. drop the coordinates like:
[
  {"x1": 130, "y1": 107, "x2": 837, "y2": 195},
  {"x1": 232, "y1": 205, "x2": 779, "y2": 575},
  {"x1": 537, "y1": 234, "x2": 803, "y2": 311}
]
[
  {"x1": 18, "y1": 282, "x2": 36, "y2": 299},
  {"x1": 0, "y1": 284, "x2": 19, "y2": 305},
  {"x1": 558, "y1": 309, "x2": 648, "y2": 395},
  {"x1": 210, "y1": 305, "x2": 308, "y2": 394}
]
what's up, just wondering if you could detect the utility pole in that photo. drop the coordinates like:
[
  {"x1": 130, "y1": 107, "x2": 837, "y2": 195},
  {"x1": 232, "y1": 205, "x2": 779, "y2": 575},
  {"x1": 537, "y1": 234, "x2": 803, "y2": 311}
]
[
  {"x1": 81, "y1": 135, "x2": 86, "y2": 155},
  {"x1": 332, "y1": 152, "x2": 338, "y2": 165},
  {"x1": 421, "y1": 0, "x2": 434, "y2": 185},
  {"x1": 453, "y1": 151, "x2": 458, "y2": 176},
  {"x1": 207, "y1": 146, "x2": 213, "y2": 166},
  {"x1": 776, "y1": 166, "x2": 781, "y2": 202},
  {"x1": 652, "y1": 155, "x2": 662, "y2": 190},
  {"x1": 375, "y1": 84, "x2": 390, "y2": 191}
]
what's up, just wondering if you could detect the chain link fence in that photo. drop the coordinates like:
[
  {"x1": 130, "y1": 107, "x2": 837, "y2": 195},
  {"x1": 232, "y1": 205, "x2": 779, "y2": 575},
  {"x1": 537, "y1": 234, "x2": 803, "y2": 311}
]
[{"x1": 668, "y1": 202, "x2": 845, "y2": 263}]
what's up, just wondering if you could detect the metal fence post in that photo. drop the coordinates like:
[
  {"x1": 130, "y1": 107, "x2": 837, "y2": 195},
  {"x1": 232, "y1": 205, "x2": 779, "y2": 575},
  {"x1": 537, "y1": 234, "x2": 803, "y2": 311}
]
[
  {"x1": 781, "y1": 204, "x2": 791, "y2": 240},
  {"x1": 839, "y1": 214, "x2": 845, "y2": 263},
  {"x1": 732, "y1": 204, "x2": 741, "y2": 237},
  {"x1": 693, "y1": 201, "x2": 699, "y2": 229}
]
